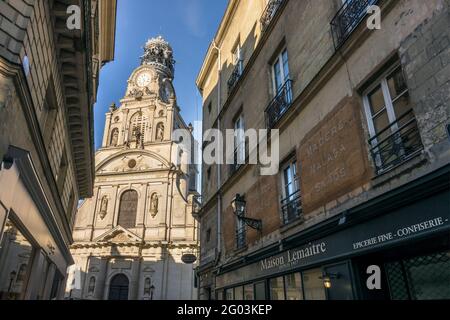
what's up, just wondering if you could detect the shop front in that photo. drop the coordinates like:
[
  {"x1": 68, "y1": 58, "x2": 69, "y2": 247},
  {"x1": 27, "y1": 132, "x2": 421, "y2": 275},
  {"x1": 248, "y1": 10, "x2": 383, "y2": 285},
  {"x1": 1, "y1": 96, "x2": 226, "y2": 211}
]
[{"x1": 215, "y1": 176, "x2": 450, "y2": 300}]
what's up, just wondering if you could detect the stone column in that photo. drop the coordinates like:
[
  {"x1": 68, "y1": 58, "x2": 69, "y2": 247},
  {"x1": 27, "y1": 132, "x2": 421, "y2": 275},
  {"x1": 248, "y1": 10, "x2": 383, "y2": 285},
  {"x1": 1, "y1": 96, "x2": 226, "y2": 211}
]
[
  {"x1": 102, "y1": 111, "x2": 113, "y2": 147},
  {"x1": 129, "y1": 258, "x2": 141, "y2": 300},
  {"x1": 95, "y1": 258, "x2": 108, "y2": 300},
  {"x1": 166, "y1": 106, "x2": 175, "y2": 141},
  {"x1": 89, "y1": 186, "x2": 101, "y2": 241}
]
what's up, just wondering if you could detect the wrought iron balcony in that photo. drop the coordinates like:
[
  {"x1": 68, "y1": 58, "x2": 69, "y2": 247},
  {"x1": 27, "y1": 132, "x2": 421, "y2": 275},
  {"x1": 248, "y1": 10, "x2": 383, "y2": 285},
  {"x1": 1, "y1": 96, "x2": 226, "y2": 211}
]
[
  {"x1": 281, "y1": 189, "x2": 302, "y2": 225},
  {"x1": 260, "y1": 0, "x2": 285, "y2": 32},
  {"x1": 265, "y1": 79, "x2": 293, "y2": 129},
  {"x1": 227, "y1": 61, "x2": 243, "y2": 93},
  {"x1": 330, "y1": 0, "x2": 378, "y2": 49},
  {"x1": 369, "y1": 110, "x2": 423, "y2": 175}
]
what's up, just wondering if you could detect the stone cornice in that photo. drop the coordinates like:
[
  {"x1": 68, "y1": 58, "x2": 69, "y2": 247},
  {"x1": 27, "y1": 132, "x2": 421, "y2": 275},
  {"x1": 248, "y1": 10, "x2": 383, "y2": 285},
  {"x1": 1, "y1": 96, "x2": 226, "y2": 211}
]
[{"x1": 0, "y1": 58, "x2": 74, "y2": 247}]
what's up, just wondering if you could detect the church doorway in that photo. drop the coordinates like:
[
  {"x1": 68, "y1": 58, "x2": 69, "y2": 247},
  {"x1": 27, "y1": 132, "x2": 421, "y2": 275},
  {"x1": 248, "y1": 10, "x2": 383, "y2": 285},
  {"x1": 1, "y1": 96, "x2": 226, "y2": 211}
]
[{"x1": 108, "y1": 274, "x2": 129, "y2": 300}]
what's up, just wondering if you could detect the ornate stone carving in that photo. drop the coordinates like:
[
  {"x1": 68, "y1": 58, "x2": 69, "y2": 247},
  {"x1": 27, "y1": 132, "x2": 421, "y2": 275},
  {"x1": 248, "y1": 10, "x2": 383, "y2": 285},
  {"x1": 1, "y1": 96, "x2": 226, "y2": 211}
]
[
  {"x1": 129, "y1": 88, "x2": 144, "y2": 100},
  {"x1": 99, "y1": 196, "x2": 109, "y2": 220},
  {"x1": 110, "y1": 128, "x2": 119, "y2": 146},
  {"x1": 141, "y1": 36, "x2": 175, "y2": 78},
  {"x1": 156, "y1": 123, "x2": 164, "y2": 142},
  {"x1": 150, "y1": 193, "x2": 159, "y2": 217}
]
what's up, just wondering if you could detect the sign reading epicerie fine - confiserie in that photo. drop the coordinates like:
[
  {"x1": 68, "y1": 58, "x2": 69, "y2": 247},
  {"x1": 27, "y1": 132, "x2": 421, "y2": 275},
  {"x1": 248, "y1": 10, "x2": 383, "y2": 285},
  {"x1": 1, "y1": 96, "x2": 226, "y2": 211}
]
[{"x1": 215, "y1": 191, "x2": 450, "y2": 289}]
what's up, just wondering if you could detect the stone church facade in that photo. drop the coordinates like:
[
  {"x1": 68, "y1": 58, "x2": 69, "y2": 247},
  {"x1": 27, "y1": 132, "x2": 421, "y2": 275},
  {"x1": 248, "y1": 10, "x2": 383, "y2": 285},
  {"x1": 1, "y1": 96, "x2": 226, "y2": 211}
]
[{"x1": 68, "y1": 37, "x2": 199, "y2": 300}]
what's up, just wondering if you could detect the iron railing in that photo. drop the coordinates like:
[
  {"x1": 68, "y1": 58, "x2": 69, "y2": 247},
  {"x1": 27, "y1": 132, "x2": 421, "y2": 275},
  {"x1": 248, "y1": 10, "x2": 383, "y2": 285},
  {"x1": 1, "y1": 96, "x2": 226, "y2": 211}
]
[
  {"x1": 265, "y1": 79, "x2": 293, "y2": 129},
  {"x1": 330, "y1": 0, "x2": 378, "y2": 49},
  {"x1": 260, "y1": 0, "x2": 285, "y2": 32},
  {"x1": 369, "y1": 110, "x2": 423, "y2": 175},
  {"x1": 228, "y1": 60, "x2": 243, "y2": 93},
  {"x1": 281, "y1": 189, "x2": 302, "y2": 225}
]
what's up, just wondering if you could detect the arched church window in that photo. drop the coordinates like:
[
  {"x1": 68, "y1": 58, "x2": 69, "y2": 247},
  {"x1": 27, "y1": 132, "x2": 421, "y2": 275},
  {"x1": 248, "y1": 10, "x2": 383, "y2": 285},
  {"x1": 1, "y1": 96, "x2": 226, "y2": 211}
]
[
  {"x1": 118, "y1": 190, "x2": 138, "y2": 228},
  {"x1": 129, "y1": 112, "x2": 147, "y2": 143},
  {"x1": 110, "y1": 128, "x2": 119, "y2": 146},
  {"x1": 88, "y1": 276, "x2": 96, "y2": 294}
]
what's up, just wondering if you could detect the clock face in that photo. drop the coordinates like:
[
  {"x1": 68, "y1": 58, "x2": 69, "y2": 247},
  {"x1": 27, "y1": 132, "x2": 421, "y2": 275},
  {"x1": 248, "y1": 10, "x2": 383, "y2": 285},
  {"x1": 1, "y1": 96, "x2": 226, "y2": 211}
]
[{"x1": 136, "y1": 72, "x2": 151, "y2": 87}]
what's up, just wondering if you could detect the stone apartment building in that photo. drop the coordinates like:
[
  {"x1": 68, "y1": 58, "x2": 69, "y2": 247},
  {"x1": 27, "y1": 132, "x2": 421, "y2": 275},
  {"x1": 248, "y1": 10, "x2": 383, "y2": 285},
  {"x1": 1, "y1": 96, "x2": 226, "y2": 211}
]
[
  {"x1": 0, "y1": 0, "x2": 116, "y2": 300},
  {"x1": 196, "y1": 0, "x2": 450, "y2": 300}
]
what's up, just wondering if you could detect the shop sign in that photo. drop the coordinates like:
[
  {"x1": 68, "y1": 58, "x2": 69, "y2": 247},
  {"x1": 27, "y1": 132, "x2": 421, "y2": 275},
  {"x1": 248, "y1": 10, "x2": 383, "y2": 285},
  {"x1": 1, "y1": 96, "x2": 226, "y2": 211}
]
[{"x1": 216, "y1": 191, "x2": 450, "y2": 289}]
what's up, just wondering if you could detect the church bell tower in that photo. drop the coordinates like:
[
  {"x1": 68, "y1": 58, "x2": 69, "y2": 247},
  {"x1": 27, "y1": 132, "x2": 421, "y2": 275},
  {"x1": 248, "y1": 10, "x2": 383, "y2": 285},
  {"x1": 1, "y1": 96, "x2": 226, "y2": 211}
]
[{"x1": 69, "y1": 37, "x2": 199, "y2": 301}]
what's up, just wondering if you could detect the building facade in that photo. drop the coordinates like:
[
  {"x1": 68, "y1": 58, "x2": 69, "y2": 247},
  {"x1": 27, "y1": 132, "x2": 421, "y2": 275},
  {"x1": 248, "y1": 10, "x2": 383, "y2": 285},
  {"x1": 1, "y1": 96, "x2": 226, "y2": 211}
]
[
  {"x1": 68, "y1": 37, "x2": 199, "y2": 300},
  {"x1": 196, "y1": 0, "x2": 450, "y2": 300},
  {"x1": 0, "y1": 0, "x2": 116, "y2": 300}
]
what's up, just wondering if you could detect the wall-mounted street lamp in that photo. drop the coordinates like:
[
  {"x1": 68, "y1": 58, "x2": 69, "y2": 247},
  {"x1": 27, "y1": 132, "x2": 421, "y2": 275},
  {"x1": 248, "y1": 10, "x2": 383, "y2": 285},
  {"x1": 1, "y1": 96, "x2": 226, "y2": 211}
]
[
  {"x1": 231, "y1": 194, "x2": 262, "y2": 231},
  {"x1": 320, "y1": 273, "x2": 340, "y2": 289}
]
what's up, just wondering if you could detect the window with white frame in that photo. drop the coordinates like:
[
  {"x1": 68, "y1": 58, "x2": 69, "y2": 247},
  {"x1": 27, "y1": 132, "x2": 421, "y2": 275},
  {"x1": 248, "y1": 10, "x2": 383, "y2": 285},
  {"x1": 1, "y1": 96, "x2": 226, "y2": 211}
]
[
  {"x1": 232, "y1": 43, "x2": 243, "y2": 74},
  {"x1": 233, "y1": 113, "x2": 245, "y2": 170},
  {"x1": 272, "y1": 49, "x2": 290, "y2": 95},
  {"x1": 363, "y1": 64, "x2": 423, "y2": 173},
  {"x1": 280, "y1": 157, "x2": 302, "y2": 224}
]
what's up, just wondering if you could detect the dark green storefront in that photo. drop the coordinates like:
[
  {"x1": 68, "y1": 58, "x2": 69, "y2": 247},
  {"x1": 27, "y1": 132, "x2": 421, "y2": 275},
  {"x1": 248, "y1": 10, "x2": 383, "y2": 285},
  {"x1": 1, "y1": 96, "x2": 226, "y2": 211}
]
[{"x1": 215, "y1": 166, "x2": 450, "y2": 300}]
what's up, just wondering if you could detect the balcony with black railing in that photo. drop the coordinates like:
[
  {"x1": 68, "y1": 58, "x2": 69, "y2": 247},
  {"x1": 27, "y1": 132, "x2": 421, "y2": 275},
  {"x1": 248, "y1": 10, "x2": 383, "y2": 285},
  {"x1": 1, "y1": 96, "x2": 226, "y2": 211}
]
[
  {"x1": 260, "y1": 0, "x2": 285, "y2": 33},
  {"x1": 227, "y1": 60, "x2": 243, "y2": 93},
  {"x1": 281, "y1": 189, "x2": 302, "y2": 225},
  {"x1": 369, "y1": 110, "x2": 423, "y2": 175},
  {"x1": 265, "y1": 79, "x2": 293, "y2": 129},
  {"x1": 330, "y1": 0, "x2": 379, "y2": 49}
]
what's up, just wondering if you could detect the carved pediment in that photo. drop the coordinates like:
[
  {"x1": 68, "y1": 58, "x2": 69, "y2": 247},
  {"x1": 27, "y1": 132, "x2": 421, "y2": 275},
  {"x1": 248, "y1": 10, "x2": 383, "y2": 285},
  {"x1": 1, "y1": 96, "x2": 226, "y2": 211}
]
[
  {"x1": 96, "y1": 150, "x2": 170, "y2": 174},
  {"x1": 94, "y1": 226, "x2": 141, "y2": 243}
]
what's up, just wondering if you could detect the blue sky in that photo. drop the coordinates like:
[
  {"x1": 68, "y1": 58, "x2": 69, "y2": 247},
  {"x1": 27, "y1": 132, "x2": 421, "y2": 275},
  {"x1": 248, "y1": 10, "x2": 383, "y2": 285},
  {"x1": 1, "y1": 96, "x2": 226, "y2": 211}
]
[{"x1": 94, "y1": 0, "x2": 228, "y2": 149}]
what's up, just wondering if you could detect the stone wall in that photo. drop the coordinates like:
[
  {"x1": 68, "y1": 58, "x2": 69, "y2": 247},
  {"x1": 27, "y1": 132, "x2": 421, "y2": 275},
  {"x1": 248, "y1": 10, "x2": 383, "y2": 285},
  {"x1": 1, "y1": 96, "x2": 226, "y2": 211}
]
[{"x1": 400, "y1": 2, "x2": 450, "y2": 163}]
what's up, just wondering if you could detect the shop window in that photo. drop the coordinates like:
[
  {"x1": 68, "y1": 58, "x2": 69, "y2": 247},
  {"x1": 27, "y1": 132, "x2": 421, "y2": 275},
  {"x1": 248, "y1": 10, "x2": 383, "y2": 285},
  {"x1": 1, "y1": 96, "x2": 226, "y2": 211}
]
[
  {"x1": 285, "y1": 273, "x2": 304, "y2": 300},
  {"x1": 216, "y1": 290, "x2": 224, "y2": 300},
  {"x1": 303, "y1": 268, "x2": 326, "y2": 300},
  {"x1": 234, "y1": 286, "x2": 244, "y2": 300},
  {"x1": 0, "y1": 218, "x2": 34, "y2": 300},
  {"x1": 225, "y1": 288, "x2": 234, "y2": 301},
  {"x1": 254, "y1": 281, "x2": 267, "y2": 300},
  {"x1": 269, "y1": 277, "x2": 285, "y2": 300},
  {"x1": 386, "y1": 251, "x2": 450, "y2": 300},
  {"x1": 244, "y1": 284, "x2": 254, "y2": 300}
]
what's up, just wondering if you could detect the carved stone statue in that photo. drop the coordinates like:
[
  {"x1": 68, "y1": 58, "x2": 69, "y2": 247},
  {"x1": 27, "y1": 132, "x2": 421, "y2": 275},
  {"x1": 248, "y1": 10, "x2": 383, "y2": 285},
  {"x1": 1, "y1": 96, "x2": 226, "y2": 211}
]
[
  {"x1": 150, "y1": 194, "x2": 159, "y2": 217},
  {"x1": 99, "y1": 196, "x2": 108, "y2": 220},
  {"x1": 156, "y1": 123, "x2": 164, "y2": 142},
  {"x1": 110, "y1": 129, "x2": 119, "y2": 146}
]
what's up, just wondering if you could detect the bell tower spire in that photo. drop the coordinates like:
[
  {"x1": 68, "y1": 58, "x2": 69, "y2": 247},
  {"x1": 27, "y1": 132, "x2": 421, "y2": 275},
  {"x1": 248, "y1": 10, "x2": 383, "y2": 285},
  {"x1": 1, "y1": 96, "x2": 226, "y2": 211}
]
[{"x1": 140, "y1": 36, "x2": 176, "y2": 79}]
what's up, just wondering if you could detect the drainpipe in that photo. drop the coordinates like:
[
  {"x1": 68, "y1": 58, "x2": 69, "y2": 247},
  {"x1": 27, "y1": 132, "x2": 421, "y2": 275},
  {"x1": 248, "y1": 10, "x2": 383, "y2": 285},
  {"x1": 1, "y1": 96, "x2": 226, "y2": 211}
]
[{"x1": 211, "y1": 40, "x2": 223, "y2": 262}]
